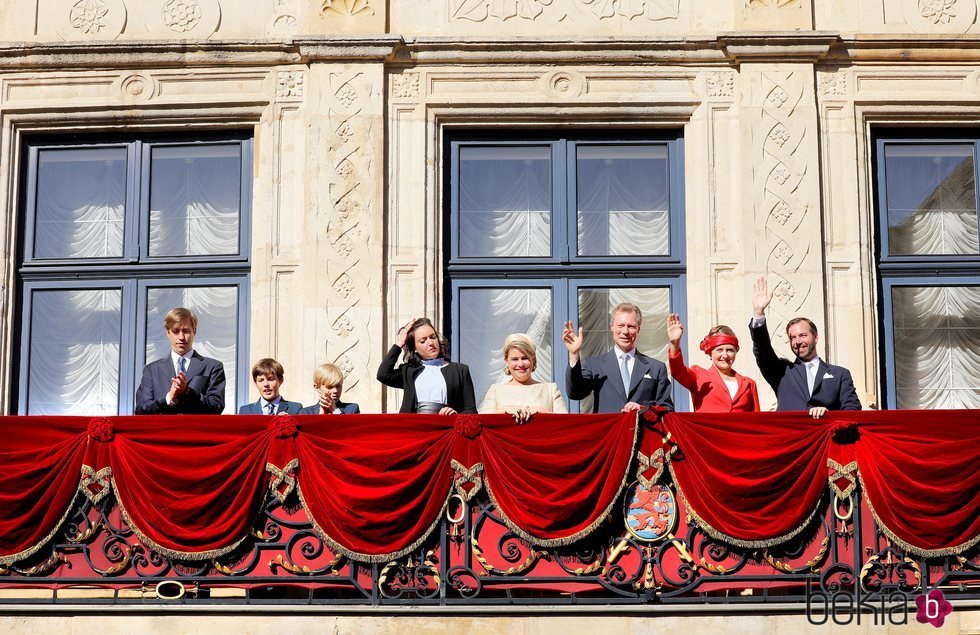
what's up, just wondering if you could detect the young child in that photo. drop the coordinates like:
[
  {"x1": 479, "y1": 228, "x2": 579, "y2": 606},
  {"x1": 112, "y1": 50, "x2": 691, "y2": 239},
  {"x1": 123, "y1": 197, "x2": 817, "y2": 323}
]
[
  {"x1": 237, "y1": 358, "x2": 303, "y2": 414},
  {"x1": 299, "y1": 363, "x2": 360, "y2": 414}
]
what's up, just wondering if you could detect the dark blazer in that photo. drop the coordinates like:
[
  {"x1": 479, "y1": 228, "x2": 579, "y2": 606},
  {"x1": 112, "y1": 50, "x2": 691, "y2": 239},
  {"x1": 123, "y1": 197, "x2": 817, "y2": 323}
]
[
  {"x1": 566, "y1": 349, "x2": 674, "y2": 414},
  {"x1": 749, "y1": 320, "x2": 861, "y2": 412},
  {"x1": 377, "y1": 345, "x2": 477, "y2": 414},
  {"x1": 238, "y1": 398, "x2": 303, "y2": 415},
  {"x1": 134, "y1": 351, "x2": 226, "y2": 415},
  {"x1": 298, "y1": 401, "x2": 360, "y2": 415}
]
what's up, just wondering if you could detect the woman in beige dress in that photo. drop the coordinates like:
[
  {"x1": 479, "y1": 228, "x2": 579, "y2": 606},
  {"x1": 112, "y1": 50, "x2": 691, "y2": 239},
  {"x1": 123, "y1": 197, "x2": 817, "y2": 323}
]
[{"x1": 479, "y1": 333, "x2": 567, "y2": 424}]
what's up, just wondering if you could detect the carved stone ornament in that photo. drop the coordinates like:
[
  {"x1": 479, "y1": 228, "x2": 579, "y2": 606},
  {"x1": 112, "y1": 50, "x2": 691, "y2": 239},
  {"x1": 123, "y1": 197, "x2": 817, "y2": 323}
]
[
  {"x1": 818, "y1": 71, "x2": 848, "y2": 97},
  {"x1": 450, "y1": 0, "x2": 680, "y2": 22},
  {"x1": 746, "y1": 0, "x2": 798, "y2": 7},
  {"x1": 277, "y1": 70, "x2": 305, "y2": 100},
  {"x1": 151, "y1": 0, "x2": 220, "y2": 38},
  {"x1": 322, "y1": 0, "x2": 375, "y2": 16},
  {"x1": 57, "y1": 0, "x2": 127, "y2": 40},
  {"x1": 117, "y1": 72, "x2": 158, "y2": 102},
  {"x1": 903, "y1": 0, "x2": 977, "y2": 32},
  {"x1": 392, "y1": 73, "x2": 421, "y2": 99},
  {"x1": 544, "y1": 70, "x2": 585, "y2": 98},
  {"x1": 705, "y1": 71, "x2": 735, "y2": 98},
  {"x1": 271, "y1": 0, "x2": 300, "y2": 34}
]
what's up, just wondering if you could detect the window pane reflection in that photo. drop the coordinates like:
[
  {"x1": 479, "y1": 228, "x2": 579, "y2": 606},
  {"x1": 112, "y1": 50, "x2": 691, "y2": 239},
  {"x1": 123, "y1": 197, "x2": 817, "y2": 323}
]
[
  {"x1": 458, "y1": 287, "x2": 553, "y2": 406},
  {"x1": 146, "y1": 286, "x2": 239, "y2": 413},
  {"x1": 884, "y1": 144, "x2": 979, "y2": 256},
  {"x1": 35, "y1": 147, "x2": 127, "y2": 259},
  {"x1": 148, "y1": 144, "x2": 242, "y2": 257},
  {"x1": 27, "y1": 288, "x2": 121, "y2": 415},
  {"x1": 577, "y1": 145, "x2": 670, "y2": 257},
  {"x1": 459, "y1": 146, "x2": 551, "y2": 258},
  {"x1": 892, "y1": 285, "x2": 980, "y2": 409}
]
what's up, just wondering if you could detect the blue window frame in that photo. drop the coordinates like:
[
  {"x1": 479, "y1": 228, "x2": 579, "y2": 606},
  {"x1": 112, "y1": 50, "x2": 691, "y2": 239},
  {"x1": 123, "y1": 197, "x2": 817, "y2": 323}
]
[
  {"x1": 873, "y1": 133, "x2": 980, "y2": 410},
  {"x1": 447, "y1": 132, "x2": 687, "y2": 412},
  {"x1": 15, "y1": 133, "x2": 253, "y2": 415}
]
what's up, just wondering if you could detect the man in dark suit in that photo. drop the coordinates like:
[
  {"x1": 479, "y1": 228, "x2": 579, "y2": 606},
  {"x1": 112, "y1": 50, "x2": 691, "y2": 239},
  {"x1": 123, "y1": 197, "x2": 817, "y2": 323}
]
[
  {"x1": 750, "y1": 276, "x2": 861, "y2": 417},
  {"x1": 134, "y1": 307, "x2": 226, "y2": 414},
  {"x1": 563, "y1": 302, "x2": 673, "y2": 414},
  {"x1": 238, "y1": 358, "x2": 303, "y2": 415}
]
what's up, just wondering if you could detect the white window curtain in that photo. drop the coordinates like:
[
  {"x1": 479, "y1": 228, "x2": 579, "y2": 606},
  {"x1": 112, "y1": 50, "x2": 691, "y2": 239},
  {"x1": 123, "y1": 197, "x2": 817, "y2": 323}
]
[{"x1": 27, "y1": 289, "x2": 121, "y2": 415}]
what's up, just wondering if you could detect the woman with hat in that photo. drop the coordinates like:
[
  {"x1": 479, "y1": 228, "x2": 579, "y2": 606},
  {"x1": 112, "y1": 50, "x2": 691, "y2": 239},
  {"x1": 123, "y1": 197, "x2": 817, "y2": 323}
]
[{"x1": 666, "y1": 314, "x2": 760, "y2": 413}]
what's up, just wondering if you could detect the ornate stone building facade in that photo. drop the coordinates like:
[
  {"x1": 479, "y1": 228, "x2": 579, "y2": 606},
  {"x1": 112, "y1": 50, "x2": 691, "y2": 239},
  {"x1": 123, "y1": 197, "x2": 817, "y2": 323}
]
[{"x1": 1, "y1": 0, "x2": 978, "y2": 415}]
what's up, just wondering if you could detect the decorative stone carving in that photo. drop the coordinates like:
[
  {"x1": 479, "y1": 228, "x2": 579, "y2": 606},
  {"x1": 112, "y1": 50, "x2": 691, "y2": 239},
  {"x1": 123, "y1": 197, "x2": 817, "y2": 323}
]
[
  {"x1": 151, "y1": 0, "x2": 220, "y2": 38},
  {"x1": 747, "y1": 0, "x2": 798, "y2": 7},
  {"x1": 902, "y1": 0, "x2": 977, "y2": 32},
  {"x1": 392, "y1": 72, "x2": 421, "y2": 99},
  {"x1": 705, "y1": 71, "x2": 735, "y2": 98},
  {"x1": 58, "y1": 0, "x2": 126, "y2": 40},
  {"x1": 755, "y1": 70, "x2": 813, "y2": 325},
  {"x1": 276, "y1": 70, "x2": 305, "y2": 100},
  {"x1": 818, "y1": 71, "x2": 849, "y2": 97},
  {"x1": 271, "y1": 0, "x2": 300, "y2": 33},
  {"x1": 322, "y1": 0, "x2": 375, "y2": 16},
  {"x1": 544, "y1": 70, "x2": 585, "y2": 98},
  {"x1": 117, "y1": 72, "x2": 157, "y2": 102},
  {"x1": 321, "y1": 70, "x2": 378, "y2": 390},
  {"x1": 450, "y1": 0, "x2": 681, "y2": 21}
]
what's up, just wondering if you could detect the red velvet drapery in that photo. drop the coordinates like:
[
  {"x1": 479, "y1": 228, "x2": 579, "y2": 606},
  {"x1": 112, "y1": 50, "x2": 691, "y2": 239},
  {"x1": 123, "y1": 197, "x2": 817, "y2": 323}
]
[{"x1": 0, "y1": 410, "x2": 976, "y2": 564}]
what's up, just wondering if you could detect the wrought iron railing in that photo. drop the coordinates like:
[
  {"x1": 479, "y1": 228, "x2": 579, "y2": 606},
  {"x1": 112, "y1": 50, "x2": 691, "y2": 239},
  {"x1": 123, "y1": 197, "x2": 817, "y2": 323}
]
[{"x1": 2, "y1": 476, "x2": 977, "y2": 608}]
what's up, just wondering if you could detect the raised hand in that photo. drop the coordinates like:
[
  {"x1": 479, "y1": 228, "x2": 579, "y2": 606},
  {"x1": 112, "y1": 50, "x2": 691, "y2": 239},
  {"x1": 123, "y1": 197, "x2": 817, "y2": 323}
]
[
  {"x1": 396, "y1": 317, "x2": 418, "y2": 348},
  {"x1": 752, "y1": 276, "x2": 774, "y2": 318},
  {"x1": 562, "y1": 320, "x2": 584, "y2": 355},
  {"x1": 667, "y1": 313, "x2": 684, "y2": 348}
]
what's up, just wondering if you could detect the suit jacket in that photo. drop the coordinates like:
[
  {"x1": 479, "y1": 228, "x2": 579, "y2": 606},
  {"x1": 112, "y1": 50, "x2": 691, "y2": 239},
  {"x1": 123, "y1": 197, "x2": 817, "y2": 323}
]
[
  {"x1": 298, "y1": 401, "x2": 360, "y2": 415},
  {"x1": 377, "y1": 345, "x2": 477, "y2": 414},
  {"x1": 238, "y1": 398, "x2": 303, "y2": 415},
  {"x1": 749, "y1": 320, "x2": 861, "y2": 412},
  {"x1": 134, "y1": 351, "x2": 226, "y2": 415},
  {"x1": 668, "y1": 349, "x2": 760, "y2": 413},
  {"x1": 566, "y1": 349, "x2": 674, "y2": 414}
]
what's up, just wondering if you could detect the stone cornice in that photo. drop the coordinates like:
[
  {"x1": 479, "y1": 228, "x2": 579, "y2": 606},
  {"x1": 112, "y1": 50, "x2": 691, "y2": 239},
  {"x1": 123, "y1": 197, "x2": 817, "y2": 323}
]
[{"x1": 5, "y1": 33, "x2": 980, "y2": 70}]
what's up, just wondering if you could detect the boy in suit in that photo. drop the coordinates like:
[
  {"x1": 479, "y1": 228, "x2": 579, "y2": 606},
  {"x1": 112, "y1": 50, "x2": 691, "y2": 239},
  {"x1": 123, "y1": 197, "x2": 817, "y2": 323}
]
[
  {"x1": 750, "y1": 276, "x2": 861, "y2": 417},
  {"x1": 238, "y1": 358, "x2": 302, "y2": 415},
  {"x1": 299, "y1": 363, "x2": 360, "y2": 415},
  {"x1": 134, "y1": 307, "x2": 225, "y2": 414}
]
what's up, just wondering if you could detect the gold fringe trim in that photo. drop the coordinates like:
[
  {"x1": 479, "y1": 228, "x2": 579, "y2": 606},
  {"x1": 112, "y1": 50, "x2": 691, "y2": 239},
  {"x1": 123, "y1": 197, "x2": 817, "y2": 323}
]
[
  {"x1": 450, "y1": 460, "x2": 484, "y2": 501},
  {"x1": 0, "y1": 466, "x2": 91, "y2": 566},
  {"x1": 478, "y1": 410, "x2": 641, "y2": 548},
  {"x1": 827, "y1": 458, "x2": 859, "y2": 499},
  {"x1": 295, "y1": 471, "x2": 452, "y2": 565},
  {"x1": 266, "y1": 459, "x2": 299, "y2": 503},
  {"x1": 112, "y1": 474, "x2": 250, "y2": 561},
  {"x1": 666, "y1": 459, "x2": 823, "y2": 549},
  {"x1": 856, "y1": 468, "x2": 980, "y2": 558}
]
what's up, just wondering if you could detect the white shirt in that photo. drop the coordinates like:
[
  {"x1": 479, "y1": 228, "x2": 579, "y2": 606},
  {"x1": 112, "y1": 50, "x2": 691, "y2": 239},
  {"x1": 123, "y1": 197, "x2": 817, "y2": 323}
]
[
  {"x1": 415, "y1": 359, "x2": 448, "y2": 404},
  {"x1": 261, "y1": 397, "x2": 283, "y2": 414},
  {"x1": 615, "y1": 346, "x2": 636, "y2": 389},
  {"x1": 170, "y1": 349, "x2": 194, "y2": 376}
]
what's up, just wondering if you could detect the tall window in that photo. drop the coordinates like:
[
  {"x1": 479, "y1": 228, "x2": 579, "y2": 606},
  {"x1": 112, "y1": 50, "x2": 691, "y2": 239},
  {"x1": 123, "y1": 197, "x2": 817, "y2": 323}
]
[
  {"x1": 874, "y1": 133, "x2": 980, "y2": 410},
  {"x1": 16, "y1": 134, "x2": 252, "y2": 415},
  {"x1": 447, "y1": 133, "x2": 686, "y2": 411}
]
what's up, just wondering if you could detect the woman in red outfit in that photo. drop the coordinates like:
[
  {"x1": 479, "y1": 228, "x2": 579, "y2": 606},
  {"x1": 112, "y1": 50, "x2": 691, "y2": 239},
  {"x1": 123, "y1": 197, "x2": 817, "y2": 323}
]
[{"x1": 667, "y1": 314, "x2": 760, "y2": 413}]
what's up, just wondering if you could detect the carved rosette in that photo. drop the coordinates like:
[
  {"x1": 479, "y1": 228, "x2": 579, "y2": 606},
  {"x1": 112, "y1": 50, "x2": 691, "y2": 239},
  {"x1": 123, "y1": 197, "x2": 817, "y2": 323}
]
[
  {"x1": 276, "y1": 70, "x2": 306, "y2": 101},
  {"x1": 756, "y1": 71, "x2": 812, "y2": 329},
  {"x1": 818, "y1": 70, "x2": 849, "y2": 98},
  {"x1": 58, "y1": 0, "x2": 127, "y2": 40},
  {"x1": 270, "y1": 0, "x2": 301, "y2": 34},
  {"x1": 323, "y1": 71, "x2": 377, "y2": 391},
  {"x1": 903, "y1": 0, "x2": 977, "y2": 33},
  {"x1": 154, "y1": 0, "x2": 220, "y2": 38},
  {"x1": 391, "y1": 72, "x2": 421, "y2": 100},
  {"x1": 704, "y1": 71, "x2": 735, "y2": 99}
]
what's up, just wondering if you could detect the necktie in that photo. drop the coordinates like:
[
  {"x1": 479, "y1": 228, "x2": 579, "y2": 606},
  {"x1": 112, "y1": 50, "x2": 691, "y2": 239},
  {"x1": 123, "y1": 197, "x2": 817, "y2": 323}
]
[
  {"x1": 177, "y1": 356, "x2": 186, "y2": 375},
  {"x1": 621, "y1": 354, "x2": 631, "y2": 394},
  {"x1": 267, "y1": 402, "x2": 276, "y2": 415},
  {"x1": 806, "y1": 362, "x2": 817, "y2": 396}
]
